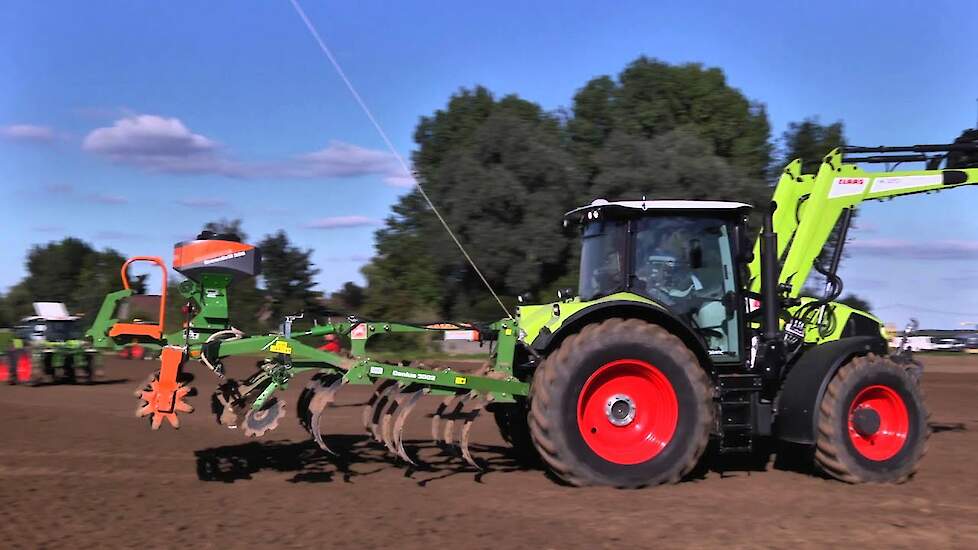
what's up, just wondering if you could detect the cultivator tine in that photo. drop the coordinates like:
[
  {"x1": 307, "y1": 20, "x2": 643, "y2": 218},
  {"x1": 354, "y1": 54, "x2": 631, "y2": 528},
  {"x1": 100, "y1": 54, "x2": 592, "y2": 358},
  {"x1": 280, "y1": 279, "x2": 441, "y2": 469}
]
[
  {"x1": 304, "y1": 375, "x2": 346, "y2": 454},
  {"x1": 380, "y1": 385, "x2": 422, "y2": 459},
  {"x1": 361, "y1": 379, "x2": 398, "y2": 441},
  {"x1": 431, "y1": 393, "x2": 466, "y2": 449},
  {"x1": 366, "y1": 381, "x2": 401, "y2": 443},
  {"x1": 458, "y1": 394, "x2": 491, "y2": 470},
  {"x1": 392, "y1": 388, "x2": 427, "y2": 465}
]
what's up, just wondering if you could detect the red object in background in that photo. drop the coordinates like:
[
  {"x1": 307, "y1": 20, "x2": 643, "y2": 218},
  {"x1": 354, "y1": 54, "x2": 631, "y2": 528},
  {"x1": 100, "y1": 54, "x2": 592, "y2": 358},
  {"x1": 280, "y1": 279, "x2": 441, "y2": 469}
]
[
  {"x1": 118, "y1": 344, "x2": 146, "y2": 360},
  {"x1": 318, "y1": 334, "x2": 341, "y2": 353},
  {"x1": 319, "y1": 341, "x2": 341, "y2": 353},
  {"x1": 131, "y1": 344, "x2": 146, "y2": 360},
  {"x1": 0, "y1": 353, "x2": 33, "y2": 383}
]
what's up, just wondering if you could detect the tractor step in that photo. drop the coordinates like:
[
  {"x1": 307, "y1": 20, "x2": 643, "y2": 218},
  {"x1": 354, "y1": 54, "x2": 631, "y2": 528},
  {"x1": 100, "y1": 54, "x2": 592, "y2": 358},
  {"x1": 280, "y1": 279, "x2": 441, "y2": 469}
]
[{"x1": 717, "y1": 373, "x2": 764, "y2": 454}]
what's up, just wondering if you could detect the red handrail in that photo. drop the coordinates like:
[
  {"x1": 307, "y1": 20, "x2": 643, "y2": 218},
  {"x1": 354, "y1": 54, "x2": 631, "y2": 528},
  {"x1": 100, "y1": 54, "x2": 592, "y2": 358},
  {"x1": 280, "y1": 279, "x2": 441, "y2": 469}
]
[{"x1": 119, "y1": 256, "x2": 167, "y2": 332}]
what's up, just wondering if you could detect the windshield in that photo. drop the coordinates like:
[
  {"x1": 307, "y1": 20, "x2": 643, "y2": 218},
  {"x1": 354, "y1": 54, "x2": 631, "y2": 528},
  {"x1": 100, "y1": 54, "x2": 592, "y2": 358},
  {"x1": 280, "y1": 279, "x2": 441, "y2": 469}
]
[
  {"x1": 43, "y1": 320, "x2": 81, "y2": 342},
  {"x1": 579, "y1": 220, "x2": 627, "y2": 301}
]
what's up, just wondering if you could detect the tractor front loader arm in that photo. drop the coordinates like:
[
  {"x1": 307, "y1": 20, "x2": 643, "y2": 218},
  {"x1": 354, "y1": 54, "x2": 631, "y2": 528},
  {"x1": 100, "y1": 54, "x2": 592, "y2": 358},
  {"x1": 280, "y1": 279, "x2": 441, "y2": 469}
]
[{"x1": 750, "y1": 148, "x2": 978, "y2": 297}]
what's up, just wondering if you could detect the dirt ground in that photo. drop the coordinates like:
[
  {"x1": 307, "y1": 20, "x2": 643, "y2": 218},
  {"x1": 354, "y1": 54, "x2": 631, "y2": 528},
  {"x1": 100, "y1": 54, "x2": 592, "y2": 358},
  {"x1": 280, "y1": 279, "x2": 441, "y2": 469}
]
[{"x1": 2, "y1": 354, "x2": 977, "y2": 549}]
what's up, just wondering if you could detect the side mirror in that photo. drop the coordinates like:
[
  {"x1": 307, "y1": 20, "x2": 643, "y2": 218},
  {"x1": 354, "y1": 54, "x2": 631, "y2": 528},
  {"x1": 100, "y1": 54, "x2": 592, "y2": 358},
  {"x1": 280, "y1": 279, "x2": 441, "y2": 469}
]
[
  {"x1": 688, "y1": 239, "x2": 703, "y2": 269},
  {"x1": 732, "y1": 224, "x2": 754, "y2": 263}
]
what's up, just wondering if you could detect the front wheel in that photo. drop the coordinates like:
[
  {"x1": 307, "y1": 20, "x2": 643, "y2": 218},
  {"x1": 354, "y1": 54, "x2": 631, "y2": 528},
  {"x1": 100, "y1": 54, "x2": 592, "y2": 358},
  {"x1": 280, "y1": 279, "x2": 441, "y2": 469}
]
[
  {"x1": 529, "y1": 318, "x2": 713, "y2": 488},
  {"x1": 815, "y1": 354, "x2": 929, "y2": 483}
]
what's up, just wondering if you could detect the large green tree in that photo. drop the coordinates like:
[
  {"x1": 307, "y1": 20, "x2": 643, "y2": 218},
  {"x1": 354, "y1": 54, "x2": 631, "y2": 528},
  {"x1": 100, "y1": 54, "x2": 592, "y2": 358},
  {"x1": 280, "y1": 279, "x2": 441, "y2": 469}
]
[
  {"x1": 570, "y1": 58, "x2": 772, "y2": 184},
  {"x1": 362, "y1": 58, "x2": 780, "y2": 321},
  {"x1": 2, "y1": 238, "x2": 137, "y2": 323},
  {"x1": 257, "y1": 231, "x2": 321, "y2": 324},
  {"x1": 365, "y1": 88, "x2": 583, "y2": 320},
  {"x1": 778, "y1": 117, "x2": 845, "y2": 174}
]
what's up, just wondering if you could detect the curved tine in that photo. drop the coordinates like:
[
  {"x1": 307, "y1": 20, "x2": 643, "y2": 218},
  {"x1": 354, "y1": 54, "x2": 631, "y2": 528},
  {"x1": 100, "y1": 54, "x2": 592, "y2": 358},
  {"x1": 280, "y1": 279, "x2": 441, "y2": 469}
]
[
  {"x1": 458, "y1": 395, "x2": 491, "y2": 470},
  {"x1": 298, "y1": 374, "x2": 332, "y2": 431},
  {"x1": 367, "y1": 382, "x2": 401, "y2": 442},
  {"x1": 361, "y1": 379, "x2": 397, "y2": 434},
  {"x1": 393, "y1": 388, "x2": 427, "y2": 465},
  {"x1": 431, "y1": 393, "x2": 465, "y2": 449},
  {"x1": 297, "y1": 385, "x2": 316, "y2": 432},
  {"x1": 443, "y1": 392, "x2": 477, "y2": 450},
  {"x1": 381, "y1": 385, "x2": 417, "y2": 456},
  {"x1": 308, "y1": 376, "x2": 346, "y2": 454}
]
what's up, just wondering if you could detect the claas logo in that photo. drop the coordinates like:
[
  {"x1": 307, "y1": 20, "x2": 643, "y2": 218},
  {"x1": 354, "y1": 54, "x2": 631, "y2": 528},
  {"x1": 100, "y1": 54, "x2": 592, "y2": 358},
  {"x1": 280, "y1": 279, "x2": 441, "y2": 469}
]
[{"x1": 837, "y1": 178, "x2": 867, "y2": 185}]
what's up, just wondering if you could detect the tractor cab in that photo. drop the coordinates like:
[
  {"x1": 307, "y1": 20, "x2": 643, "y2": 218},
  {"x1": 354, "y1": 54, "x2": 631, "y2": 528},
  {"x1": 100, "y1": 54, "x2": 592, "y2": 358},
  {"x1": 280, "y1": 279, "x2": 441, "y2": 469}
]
[
  {"x1": 19, "y1": 303, "x2": 84, "y2": 343},
  {"x1": 567, "y1": 199, "x2": 752, "y2": 361}
]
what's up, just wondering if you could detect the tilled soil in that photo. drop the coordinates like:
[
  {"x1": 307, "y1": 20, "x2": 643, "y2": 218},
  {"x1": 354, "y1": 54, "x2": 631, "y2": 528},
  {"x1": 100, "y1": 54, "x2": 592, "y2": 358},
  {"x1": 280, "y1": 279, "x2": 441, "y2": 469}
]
[{"x1": 2, "y1": 355, "x2": 977, "y2": 549}]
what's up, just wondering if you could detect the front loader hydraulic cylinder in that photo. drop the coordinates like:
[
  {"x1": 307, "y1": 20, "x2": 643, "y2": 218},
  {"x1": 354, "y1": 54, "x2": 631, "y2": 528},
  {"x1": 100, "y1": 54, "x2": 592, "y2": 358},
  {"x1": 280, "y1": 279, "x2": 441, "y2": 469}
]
[{"x1": 760, "y1": 202, "x2": 781, "y2": 342}]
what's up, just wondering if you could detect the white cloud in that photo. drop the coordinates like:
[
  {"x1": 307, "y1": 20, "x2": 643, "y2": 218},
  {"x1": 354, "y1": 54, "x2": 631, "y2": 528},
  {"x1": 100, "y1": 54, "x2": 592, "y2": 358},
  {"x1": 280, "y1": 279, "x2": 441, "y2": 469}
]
[
  {"x1": 175, "y1": 197, "x2": 229, "y2": 208},
  {"x1": 302, "y1": 216, "x2": 379, "y2": 229},
  {"x1": 88, "y1": 193, "x2": 128, "y2": 205},
  {"x1": 2, "y1": 124, "x2": 57, "y2": 143},
  {"x1": 383, "y1": 173, "x2": 417, "y2": 188},
  {"x1": 82, "y1": 114, "x2": 411, "y2": 186},
  {"x1": 81, "y1": 115, "x2": 237, "y2": 175},
  {"x1": 287, "y1": 141, "x2": 398, "y2": 178}
]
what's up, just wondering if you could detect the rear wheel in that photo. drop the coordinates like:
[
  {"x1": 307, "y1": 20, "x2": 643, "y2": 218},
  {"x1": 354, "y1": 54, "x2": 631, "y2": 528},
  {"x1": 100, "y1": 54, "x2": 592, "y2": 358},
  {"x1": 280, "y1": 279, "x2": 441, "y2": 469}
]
[
  {"x1": 815, "y1": 354, "x2": 929, "y2": 483},
  {"x1": 529, "y1": 318, "x2": 713, "y2": 487}
]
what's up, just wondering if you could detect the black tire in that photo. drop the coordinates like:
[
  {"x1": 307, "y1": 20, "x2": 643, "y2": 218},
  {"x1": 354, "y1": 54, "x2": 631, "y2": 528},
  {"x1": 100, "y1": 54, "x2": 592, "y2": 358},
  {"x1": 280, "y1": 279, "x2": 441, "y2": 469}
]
[
  {"x1": 815, "y1": 354, "x2": 929, "y2": 483},
  {"x1": 490, "y1": 398, "x2": 541, "y2": 466},
  {"x1": 528, "y1": 318, "x2": 713, "y2": 488}
]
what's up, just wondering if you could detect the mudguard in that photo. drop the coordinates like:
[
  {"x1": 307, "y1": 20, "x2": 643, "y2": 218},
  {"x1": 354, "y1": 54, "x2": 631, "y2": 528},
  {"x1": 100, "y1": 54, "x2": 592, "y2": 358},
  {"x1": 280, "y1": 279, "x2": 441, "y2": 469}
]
[
  {"x1": 775, "y1": 336, "x2": 887, "y2": 444},
  {"x1": 529, "y1": 300, "x2": 713, "y2": 369}
]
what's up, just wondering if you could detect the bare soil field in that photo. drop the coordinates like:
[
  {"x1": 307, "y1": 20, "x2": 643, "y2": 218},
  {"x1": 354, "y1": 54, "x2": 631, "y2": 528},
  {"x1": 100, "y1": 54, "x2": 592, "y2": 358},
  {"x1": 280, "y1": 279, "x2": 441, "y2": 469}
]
[{"x1": 1, "y1": 354, "x2": 977, "y2": 549}]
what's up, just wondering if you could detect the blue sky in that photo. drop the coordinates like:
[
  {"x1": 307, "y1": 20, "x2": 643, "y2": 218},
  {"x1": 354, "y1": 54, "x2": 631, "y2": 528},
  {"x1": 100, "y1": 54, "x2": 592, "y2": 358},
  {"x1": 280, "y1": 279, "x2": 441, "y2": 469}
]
[{"x1": 2, "y1": 0, "x2": 977, "y2": 328}]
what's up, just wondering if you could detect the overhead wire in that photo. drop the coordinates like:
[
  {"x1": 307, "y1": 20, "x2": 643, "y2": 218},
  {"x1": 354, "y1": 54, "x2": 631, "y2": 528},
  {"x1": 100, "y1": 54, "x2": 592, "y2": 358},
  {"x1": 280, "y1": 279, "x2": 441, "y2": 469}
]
[{"x1": 287, "y1": 0, "x2": 513, "y2": 319}]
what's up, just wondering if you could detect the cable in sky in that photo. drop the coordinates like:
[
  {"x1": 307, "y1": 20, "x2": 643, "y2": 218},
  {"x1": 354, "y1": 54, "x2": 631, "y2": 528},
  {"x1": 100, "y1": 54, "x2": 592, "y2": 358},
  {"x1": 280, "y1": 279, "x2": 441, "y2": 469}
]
[{"x1": 286, "y1": 0, "x2": 513, "y2": 319}]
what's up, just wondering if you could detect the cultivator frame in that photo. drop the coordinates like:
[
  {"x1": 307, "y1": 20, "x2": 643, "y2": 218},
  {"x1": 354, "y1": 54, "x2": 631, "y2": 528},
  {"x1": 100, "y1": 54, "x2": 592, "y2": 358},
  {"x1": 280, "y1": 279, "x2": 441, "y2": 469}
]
[{"x1": 88, "y1": 237, "x2": 530, "y2": 467}]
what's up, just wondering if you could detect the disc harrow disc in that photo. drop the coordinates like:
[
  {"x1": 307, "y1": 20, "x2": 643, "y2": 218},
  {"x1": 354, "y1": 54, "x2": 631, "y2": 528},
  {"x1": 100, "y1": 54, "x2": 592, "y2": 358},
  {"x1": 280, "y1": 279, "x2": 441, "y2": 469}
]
[{"x1": 242, "y1": 398, "x2": 286, "y2": 438}]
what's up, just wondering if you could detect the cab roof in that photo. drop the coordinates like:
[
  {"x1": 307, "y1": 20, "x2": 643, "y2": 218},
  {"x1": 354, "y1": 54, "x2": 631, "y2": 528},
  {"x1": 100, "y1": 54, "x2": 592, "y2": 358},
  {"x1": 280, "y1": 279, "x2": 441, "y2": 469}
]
[{"x1": 565, "y1": 199, "x2": 752, "y2": 219}]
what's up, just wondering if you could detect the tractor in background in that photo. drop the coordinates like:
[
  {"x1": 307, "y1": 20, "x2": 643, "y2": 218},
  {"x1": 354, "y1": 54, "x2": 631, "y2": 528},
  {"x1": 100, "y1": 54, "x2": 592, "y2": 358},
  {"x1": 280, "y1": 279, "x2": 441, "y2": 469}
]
[{"x1": 14, "y1": 302, "x2": 98, "y2": 384}]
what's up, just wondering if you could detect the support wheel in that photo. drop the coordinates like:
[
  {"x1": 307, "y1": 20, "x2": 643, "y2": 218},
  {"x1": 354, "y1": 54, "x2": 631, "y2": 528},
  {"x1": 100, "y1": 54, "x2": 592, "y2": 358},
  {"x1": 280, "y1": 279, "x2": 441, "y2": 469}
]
[
  {"x1": 529, "y1": 318, "x2": 713, "y2": 488},
  {"x1": 815, "y1": 354, "x2": 929, "y2": 483}
]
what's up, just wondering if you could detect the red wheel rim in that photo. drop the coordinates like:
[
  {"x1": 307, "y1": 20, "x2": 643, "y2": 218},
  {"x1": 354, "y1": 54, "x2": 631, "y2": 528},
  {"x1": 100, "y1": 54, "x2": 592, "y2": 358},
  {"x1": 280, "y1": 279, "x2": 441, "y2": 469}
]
[
  {"x1": 577, "y1": 359, "x2": 678, "y2": 464},
  {"x1": 847, "y1": 385, "x2": 909, "y2": 461}
]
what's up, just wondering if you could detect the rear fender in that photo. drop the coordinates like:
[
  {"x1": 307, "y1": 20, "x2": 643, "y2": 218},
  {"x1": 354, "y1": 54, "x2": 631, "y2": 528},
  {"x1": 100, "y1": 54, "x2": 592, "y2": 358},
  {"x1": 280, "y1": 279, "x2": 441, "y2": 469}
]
[
  {"x1": 775, "y1": 336, "x2": 888, "y2": 444},
  {"x1": 530, "y1": 300, "x2": 713, "y2": 371}
]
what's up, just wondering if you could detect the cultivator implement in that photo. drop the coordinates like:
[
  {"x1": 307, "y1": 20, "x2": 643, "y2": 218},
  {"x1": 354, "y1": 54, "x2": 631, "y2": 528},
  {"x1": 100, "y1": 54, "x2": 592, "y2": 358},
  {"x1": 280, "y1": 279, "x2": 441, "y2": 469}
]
[
  {"x1": 86, "y1": 234, "x2": 529, "y2": 468},
  {"x1": 138, "y1": 319, "x2": 528, "y2": 468}
]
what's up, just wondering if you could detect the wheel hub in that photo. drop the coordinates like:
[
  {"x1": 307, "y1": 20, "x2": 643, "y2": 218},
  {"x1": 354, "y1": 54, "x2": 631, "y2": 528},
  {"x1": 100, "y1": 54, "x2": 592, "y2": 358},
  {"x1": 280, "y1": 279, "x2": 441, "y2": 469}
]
[
  {"x1": 850, "y1": 406, "x2": 881, "y2": 437},
  {"x1": 605, "y1": 394, "x2": 636, "y2": 426},
  {"x1": 847, "y1": 384, "x2": 909, "y2": 461}
]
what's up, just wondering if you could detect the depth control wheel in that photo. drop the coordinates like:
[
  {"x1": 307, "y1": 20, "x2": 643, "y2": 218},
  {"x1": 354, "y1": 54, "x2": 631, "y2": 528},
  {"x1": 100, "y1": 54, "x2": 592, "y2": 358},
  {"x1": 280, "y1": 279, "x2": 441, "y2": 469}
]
[
  {"x1": 529, "y1": 318, "x2": 713, "y2": 487},
  {"x1": 815, "y1": 354, "x2": 929, "y2": 483}
]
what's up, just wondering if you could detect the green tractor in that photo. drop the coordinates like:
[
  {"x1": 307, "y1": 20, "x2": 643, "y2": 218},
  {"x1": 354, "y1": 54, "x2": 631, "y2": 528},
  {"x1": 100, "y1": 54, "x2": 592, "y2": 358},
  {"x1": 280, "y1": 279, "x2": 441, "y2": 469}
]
[
  {"x1": 17, "y1": 302, "x2": 99, "y2": 385},
  {"x1": 88, "y1": 142, "x2": 977, "y2": 487}
]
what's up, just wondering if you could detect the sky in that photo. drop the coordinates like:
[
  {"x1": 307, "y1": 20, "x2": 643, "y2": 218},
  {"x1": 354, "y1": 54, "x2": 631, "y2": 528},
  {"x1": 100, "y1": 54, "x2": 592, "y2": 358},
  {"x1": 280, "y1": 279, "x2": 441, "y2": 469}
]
[{"x1": 2, "y1": 0, "x2": 978, "y2": 328}]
